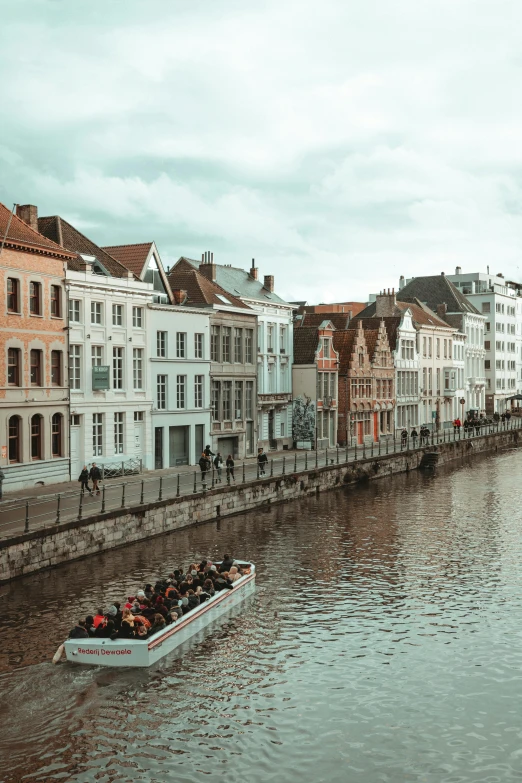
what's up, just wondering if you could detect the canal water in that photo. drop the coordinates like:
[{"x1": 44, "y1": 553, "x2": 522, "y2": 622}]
[{"x1": 2, "y1": 448, "x2": 522, "y2": 783}]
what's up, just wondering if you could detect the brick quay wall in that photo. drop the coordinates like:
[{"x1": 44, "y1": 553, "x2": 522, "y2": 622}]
[{"x1": 1, "y1": 427, "x2": 519, "y2": 583}]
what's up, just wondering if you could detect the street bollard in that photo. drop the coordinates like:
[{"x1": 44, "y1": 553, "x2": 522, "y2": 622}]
[
  {"x1": 227, "y1": 470, "x2": 231, "y2": 485},
  {"x1": 55, "y1": 494, "x2": 61, "y2": 525},
  {"x1": 212, "y1": 467, "x2": 215, "y2": 489},
  {"x1": 194, "y1": 472, "x2": 197, "y2": 493},
  {"x1": 386, "y1": 437, "x2": 389, "y2": 455},
  {"x1": 158, "y1": 476, "x2": 163, "y2": 501},
  {"x1": 121, "y1": 482, "x2": 126, "y2": 508},
  {"x1": 270, "y1": 459, "x2": 274, "y2": 477},
  {"x1": 354, "y1": 441, "x2": 358, "y2": 461},
  {"x1": 122, "y1": 461, "x2": 125, "y2": 477},
  {"x1": 378, "y1": 439, "x2": 381, "y2": 456},
  {"x1": 345, "y1": 445, "x2": 348, "y2": 463},
  {"x1": 140, "y1": 480, "x2": 144, "y2": 505},
  {"x1": 295, "y1": 452, "x2": 298, "y2": 472},
  {"x1": 283, "y1": 456, "x2": 286, "y2": 475},
  {"x1": 305, "y1": 450, "x2": 308, "y2": 470},
  {"x1": 326, "y1": 447, "x2": 328, "y2": 466},
  {"x1": 315, "y1": 448, "x2": 318, "y2": 468},
  {"x1": 78, "y1": 493, "x2": 83, "y2": 521},
  {"x1": 176, "y1": 474, "x2": 180, "y2": 497},
  {"x1": 101, "y1": 484, "x2": 106, "y2": 512},
  {"x1": 25, "y1": 500, "x2": 30, "y2": 531},
  {"x1": 257, "y1": 462, "x2": 260, "y2": 479},
  {"x1": 243, "y1": 462, "x2": 246, "y2": 483},
  {"x1": 363, "y1": 442, "x2": 366, "y2": 459},
  {"x1": 371, "y1": 441, "x2": 374, "y2": 458}
]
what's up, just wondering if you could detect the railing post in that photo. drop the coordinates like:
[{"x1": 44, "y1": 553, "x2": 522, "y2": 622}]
[
  {"x1": 243, "y1": 462, "x2": 246, "y2": 483},
  {"x1": 336, "y1": 447, "x2": 339, "y2": 464},
  {"x1": 24, "y1": 500, "x2": 29, "y2": 531},
  {"x1": 121, "y1": 482, "x2": 126, "y2": 508},
  {"x1": 345, "y1": 445, "x2": 348, "y2": 463},
  {"x1": 315, "y1": 447, "x2": 318, "y2": 468},
  {"x1": 122, "y1": 461, "x2": 125, "y2": 477},
  {"x1": 78, "y1": 493, "x2": 83, "y2": 521},
  {"x1": 55, "y1": 494, "x2": 61, "y2": 525},
  {"x1": 140, "y1": 480, "x2": 144, "y2": 505},
  {"x1": 139, "y1": 458, "x2": 143, "y2": 473},
  {"x1": 378, "y1": 439, "x2": 381, "y2": 456},
  {"x1": 363, "y1": 441, "x2": 366, "y2": 459},
  {"x1": 212, "y1": 466, "x2": 215, "y2": 489},
  {"x1": 101, "y1": 465, "x2": 105, "y2": 481},
  {"x1": 158, "y1": 476, "x2": 163, "y2": 501},
  {"x1": 354, "y1": 440, "x2": 358, "y2": 461},
  {"x1": 282, "y1": 456, "x2": 286, "y2": 475},
  {"x1": 194, "y1": 472, "x2": 197, "y2": 493},
  {"x1": 386, "y1": 437, "x2": 388, "y2": 454},
  {"x1": 295, "y1": 452, "x2": 298, "y2": 472},
  {"x1": 431, "y1": 429, "x2": 434, "y2": 446},
  {"x1": 176, "y1": 474, "x2": 180, "y2": 497},
  {"x1": 305, "y1": 450, "x2": 308, "y2": 470},
  {"x1": 270, "y1": 459, "x2": 274, "y2": 477},
  {"x1": 101, "y1": 484, "x2": 106, "y2": 513},
  {"x1": 257, "y1": 461, "x2": 260, "y2": 479},
  {"x1": 326, "y1": 447, "x2": 328, "y2": 466},
  {"x1": 371, "y1": 440, "x2": 374, "y2": 458}
]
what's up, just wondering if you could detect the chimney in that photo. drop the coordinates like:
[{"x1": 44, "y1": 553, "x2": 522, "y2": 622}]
[
  {"x1": 455, "y1": 266, "x2": 461, "y2": 275},
  {"x1": 16, "y1": 204, "x2": 38, "y2": 232},
  {"x1": 172, "y1": 288, "x2": 188, "y2": 305},
  {"x1": 199, "y1": 250, "x2": 216, "y2": 282},
  {"x1": 375, "y1": 289, "x2": 397, "y2": 317},
  {"x1": 250, "y1": 258, "x2": 258, "y2": 281},
  {"x1": 437, "y1": 303, "x2": 448, "y2": 319},
  {"x1": 399, "y1": 275, "x2": 405, "y2": 290},
  {"x1": 264, "y1": 274, "x2": 274, "y2": 293}
]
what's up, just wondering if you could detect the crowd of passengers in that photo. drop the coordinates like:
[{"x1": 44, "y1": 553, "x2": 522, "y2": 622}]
[{"x1": 68, "y1": 554, "x2": 249, "y2": 641}]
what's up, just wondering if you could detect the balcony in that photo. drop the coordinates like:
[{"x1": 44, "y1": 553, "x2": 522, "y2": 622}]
[
  {"x1": 468, "y1": 376, "x2": 486, "y2": 387},
  {"x1": 443, "y1": 387, "x2": 456, "y2": 397}
]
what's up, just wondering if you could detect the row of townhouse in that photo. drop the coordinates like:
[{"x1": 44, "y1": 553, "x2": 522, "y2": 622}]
[{"x1": 1, "y1": 202, "x2": 295, "y2": 490}]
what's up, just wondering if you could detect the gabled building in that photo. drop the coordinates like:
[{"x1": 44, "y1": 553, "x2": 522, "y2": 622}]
[
  {"x1": 173, "y1": 255, "x2": 294, "y2": 451},
  {"x1": 168, "y1": 258, "x2": 257, "y2": 459},
  {"x1": 0, "y1": 203, "x2": 75, "y2": 489},
  {"x1": 102, "y1": 242, "x2": 172, "y2": 304},
  {"x1": 38, "y1": 211, "x2": 155, "y2": 477},
  {"x1": 292, "y1": 321, "x2": 338, "y2": 448}
]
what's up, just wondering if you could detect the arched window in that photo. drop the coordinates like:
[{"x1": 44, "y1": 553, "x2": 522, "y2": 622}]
[
  {"x1": 52, "y1": 413, "x2": 63, "y2": 457},
  {"x1": 31, "y1": 414, "x2": 42, "y2": 460},
  {"x1": 8, "y1": 416, "x2": 21, "y2": 462},
  {"x1": 358, "y1": 351, "x2": 364, "y2": 367}
]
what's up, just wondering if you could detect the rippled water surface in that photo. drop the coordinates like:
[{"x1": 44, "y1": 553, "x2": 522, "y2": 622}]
[{"x1": 3, "y1": 450, "x2": 522, "y2": 783}]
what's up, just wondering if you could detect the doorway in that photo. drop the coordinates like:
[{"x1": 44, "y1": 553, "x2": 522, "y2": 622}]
[
  {"x1": 154, "y1": 427, "x2": 163, "y2": 469},
  {"x1": 169, "y1": 425, "x2": 189, "y2": 466},
  {"x1": 357, "y1": 421, "x2": 363, "y2": 445},
  {"x1": 268, "y1": 409, "x2": 277, "y2": 450},
  {"x1": 195, "y1": 424, "x2": 204, "y2": 463}
]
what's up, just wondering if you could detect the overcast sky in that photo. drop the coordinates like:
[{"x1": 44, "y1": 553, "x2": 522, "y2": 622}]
[{"x1": 1, "y1": 0, "x2": 522, "y2": 302}]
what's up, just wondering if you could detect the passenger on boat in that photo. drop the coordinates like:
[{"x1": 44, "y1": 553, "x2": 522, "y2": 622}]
[
  {"x1": 95, "y1": 619, "x2": 115, "y2": 638},
  {"x1": 149, "y1": 614, "x2": 166, "y2": 636},
  {"x1": 85, "y1": 615, "x2": 95, "y2": 636},
  {"x1": 220, "y1": 554, "x2": 234, "y2": 572},
  {"x1": 229, "y1": 566, "x2": 241, "y2": 583},
  {"x1": 144, "y1": 584, "x2": 154, "y2": 600},
  {"x1": 93, "y1": 609, "x2": 106, "y2": 628},
  {"x1": 69, "y1": 620, "x2": 89, "y2": 639},
  {"x1": 118, "y1": 608, "x2": 136, "y2": 638}
]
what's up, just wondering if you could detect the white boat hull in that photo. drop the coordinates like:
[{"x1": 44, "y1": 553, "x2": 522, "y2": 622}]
[{"x1": 64, "y1": 567, "x2": 256, "y2": 668}]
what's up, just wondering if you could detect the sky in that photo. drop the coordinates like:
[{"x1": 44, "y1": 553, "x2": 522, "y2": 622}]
[{"x1": 1, "y1": 0, "x2": 522, "y2": 303}]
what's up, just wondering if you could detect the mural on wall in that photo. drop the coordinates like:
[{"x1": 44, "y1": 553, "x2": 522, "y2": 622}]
[{"x1": 292, "y1": 395, "x2": 316, "y2": 447}]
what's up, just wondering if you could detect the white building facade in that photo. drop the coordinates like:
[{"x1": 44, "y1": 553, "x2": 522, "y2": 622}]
[
  {"x1": 148, "y1": 304, "x2": 211, "y2": 468},
  {"x1": 394, "y1": 309, "x2": 421, "y2": 431}
]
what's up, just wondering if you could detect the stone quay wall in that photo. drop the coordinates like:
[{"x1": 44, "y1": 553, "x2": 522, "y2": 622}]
[{"x1": 1, "y1": 427, "x2": 519, "y2": 583}]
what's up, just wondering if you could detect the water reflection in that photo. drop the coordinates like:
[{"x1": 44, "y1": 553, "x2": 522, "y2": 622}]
[{"x1": 2, "y1": 450, "x2": 522, "y2": 782}]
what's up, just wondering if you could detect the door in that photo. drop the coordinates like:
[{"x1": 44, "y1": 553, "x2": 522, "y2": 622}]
[
  {"x1": 373, "y1": 412, "x2": 379, "y2": 441},
  {"x1": 70, "y1": 424, "x2": 81, "y2": 479},
  {"x1": 169, "y1": 425, "x2": 189, "y2": 466},
  {"x1": 246, "y1": 421, "x2": 254, "y2": 455},
  {"x1": 154, "y1": 427, "x2": 163, "y2": 470},
  {"x1": 218, "y1": 437, "x2": 236, "y2": 459},
  {"x1": 268, "y1": 409, "x2": 276, "y2": 449},
  {"x1": 329, "y1": 412, "x2": 335, "y2": 447},
  {"x1": 195, "y1": 424, "x2": 204, "y2": 462},
  {"x1": 134, "y1": 423, "x2": 143, "y2": 457},
  {"x1": 357, "y1": 421, "x2": 363, "y2": 445}
]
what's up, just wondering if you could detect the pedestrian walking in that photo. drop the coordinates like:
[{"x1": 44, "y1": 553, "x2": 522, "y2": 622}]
[
  {"x1": 410, "y1": 428, "x2": 418, "y2": 447},
  {"x1": 226, "y1": 454, "x2": 235, "y2": 482},
  {"x1": 199, "y1": 452, "x2": 210, "y2": 482},
  {"x1": 400, "y1": 428, "x2": 408, "y2": 449},
  {"x1": 79, "y1": 465, "x2": 92, "y2": 495},
  {"x1": 213, "y1": 452, "x2": 223, "y2": 482},
  {"x1": 89, "y1": 462, "x2": 102, "y2": 495},
  {"x1": 257, "y1": 448, "x2": 268, "y2": 475}
]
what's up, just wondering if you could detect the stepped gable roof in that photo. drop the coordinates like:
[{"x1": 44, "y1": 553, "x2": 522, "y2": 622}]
[
  {"x1": 295, "y1": 312, "x2": 352, "y2": 330},
  {"x1": 0, "y1": 203, "x2": 74, "y2": 260},
  {"x1": 332, "y1": 329, "x2": 357, "y2": 369},
  {"x1": 180, "y1": 257, "x2": 289, "y2": 305},
  {"x1": 363, "y1": 328, "x2": 381, "y2": 360},
  {"x1": 293, "y1": 327, "x2": 322, "y2": 364},
  {"x1": 351, "y1": 316, "x2": 401, "y2": 351},
  {"x1": 398, "y1": 274, "x2": 480, "y2": 316},
  {"x1": 354, "y1": 300, "x2": 451, "y2": 330},
  {"x1": 38, "y1": 216, "x2": 133, "y2": 277},
  {"x1": 167, "y1": 263, "x2": 250, "y2": 309},
  {"x1": 102, "y1": 242, "x2": 153, "y2": 277}
]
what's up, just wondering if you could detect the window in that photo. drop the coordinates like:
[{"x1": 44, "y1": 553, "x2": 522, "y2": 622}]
[
  {"x1": 496, "y1": 302, "x2": 502, "y2": 313},
  {"x1": 8, "y1": 416, "x2": 20, "y2": 462},
  {"x1": 176, "y1": 332, "x2": 186, "y2": 358},
  {"x1": 436, "y1": 368, "x2": 440, "y2": 395},
  {"x1": 281, "y1": 422, "x2": 285, "y2": 436},
  {"x1": 157, "y1": 375, "x2": 167, "y2": 409},
  {"x1": 70, "y1": 345, "x2": 81, "y2": 389},
  {"x1": 422, "y1": 336, "x2": 426, "y2": 357},
  {"x1": 92, "y1": 346, "x2": 103, "y2": 366},
  {"x1": 29, "y1": 282, "x2": 41, "y2": 315},
  {"x1": 176, "y1": 375, "x2": 186, "y2": 408},
  {"x1": 112, "y1": 347, "x2": 123, "y2": 389},
  {"x1": 133, "y1": 348, "x2": 143, "y2": 389},
  {"x1": 358, "y1": 351, "x2": 364, "y2": 368},
  {"x1": 194, "y1": 375, "x2": 203, "y2": 408},
  {"x1": 223, "y1": 381, "x2": 232, "y2": 420},
  {"x1": 157, "y1": 331, "x2": 167, "y2": 357},
  {"x1": 211, "y1": 326, "x2": 220, "y2": 361},
  {"x1": 195, "y1": 333, "x2": 204, "y2": 359},
  {"x1": 235, "y1": 381, "x2": 243, "y2": 419},
  {"x1": 51, "y1": 285, "x2": 62, "y2": 317},
  {"x1": 69, "y1": 299, "x2": 80, "y2": 322},
  {"x1": 485, "y1": 322, "x2": 490, "y2": 332},
  {"x1": 93, "y1": 413, "x2": 103, "y2": 456},
  {"x1": 482, "y1": 302, "x2": 490, "y2": 313},
  {"x1": 245, "y1": 330, "x2": 254, "y2": 363},
  {"x1": 132, "y1": 307, "x2": 143, "y2": 328},
  {"x1": 222, "y1": 327, "x2": 231, "y2": 362},
  {"x1": 91, "y1": 302, "x2": 102, "y2": 324},
  {"x1": 51, "y1": 350, "x2": 62, "y2": 386},
  {"x1": 485, "y1": 340, "x2": 490, "y2": 350},
  {"x1": 428, "y1": 337, "x2": 432, "y2": 358},
  {"x1": 246, "y1": 381, "x2": 254, "y2": 419},
  {"x1": 436, "y1": 338, "x2": 440, "y2": 359},
  {"x1": 267, "y1": 324, "x2": 274, "y2": 353},
  {"x1": 31, "y1": 414, "x2": 42, "y2": 460},
  {"x1": 7, "y1": 348, "x2": 20, "y2": 386},
  {"x1": 211, "y1": 381, "x2": 220, "y2": 420},
  {"x1": 234, "y1": 328, "x2": 243, "y2": 363},
  {"x1": 112, "y1": 304, "x2": 123, "y2": 326},
  {"x1": 134, "y1": 411, "x2": 144, "y2": 422},
  {"x1": 280, "y1": 325, "x2": 287, "y2": 353},
  {"x1": 114, "y1": 413, "x2": 124, "y2": 454},
  {"x1": 52, "y1": 413, "x2": 63, "y2": 457},
  {"x1": 268, "y1": 362, "x2": 275, "y2": 392},
  {"x1": 30, "y1": 349, "x2": 42, "y2": 386},
  {"x1": 7, "y1": 278, "x2": 20, "y2": 312}
]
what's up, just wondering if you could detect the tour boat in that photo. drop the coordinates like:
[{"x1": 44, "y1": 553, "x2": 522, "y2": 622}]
[{"x1": 63, "y1": 562, "x2": 256, "y2": 668}]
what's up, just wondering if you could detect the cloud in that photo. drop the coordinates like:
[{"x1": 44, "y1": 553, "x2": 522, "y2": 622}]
[{"x1": 2, "y1": 0, "x2": 522, "y2": 301}]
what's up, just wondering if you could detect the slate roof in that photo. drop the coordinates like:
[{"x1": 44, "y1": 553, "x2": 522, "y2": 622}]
[
  {"x1": 167, "y1": 264, "x2": 250, "y2": 309},
  {"x1": 293, "y1": 327, "x2": 320, "y2": 364},
  {"x1": 102, "y1": 242, "x2": 153, "y2": 277},
  {"x1": 354, "y1": 299, "x2": 452, "y2": 330},
  {"x1": 0, "y1": 203, "x2": 74, "y2": 260},
  {"x1": 38, "y1": 216, "x2": 133, "y2": 277},
  {"x1": 398, "y1": 275, "x2": 480, "y2": 315},
  {"x1": 295, "y1": 312, "x2": 352, "y2": 330},
  {"x1": 364, "y1": 328, "x2": 380, "y2": 361},
  {"x1": 332, "y1": 329, "x2": 357, "y2": 369},
  {"x1": 179, "y1": 257, "x2": 290, "y2": 305}
]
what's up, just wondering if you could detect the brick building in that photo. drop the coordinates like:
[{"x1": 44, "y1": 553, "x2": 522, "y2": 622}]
[{"x1": 0, "y1": 203, "x2": 75, "y2": 489}]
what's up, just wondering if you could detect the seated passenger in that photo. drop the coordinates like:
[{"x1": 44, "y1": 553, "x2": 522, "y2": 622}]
[
  {"x1": 117, "y1": 608, "x2": 136, "y2": 638},
  {"x1": 93, "y1": 608, "x2": 105, "y2": 628},
  {"x1": 95, "y1": 619, "x2": 114, "y2": 638},
  {"x1": 144, "y1": 584, "x2": 154, "y2": 600},
  {"x1": 180, "y1": 596, "x2": 190, "y2": 615},
  {"x1": 187, "y1": 590, "x2": 200, "y2": 610},
  {"x1": 203, "y1": 578, "x2": 215, "y2": 597},
  {"x1": 85, "y1": 615, "x2": 96, "y2": 636},
  {"x1": 69, "y1": 620, "x2": 89, "y2": 639},
  {"x1": 148, "y1": 613, "x2": 166, "y2": 636},
  {"x1": 228, "y1": 566, "x2": 241, "y2": 583},
  {"x1": 219, "y1": 553, "x2": 234, "y2": 573}
]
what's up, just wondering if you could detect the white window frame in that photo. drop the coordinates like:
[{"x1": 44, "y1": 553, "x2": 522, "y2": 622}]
[
  {"x1": 91, "y1": 301, "x2": 103, "y2": 325},
  {"x1": 69, "y1": 345, "x2": 81, "y2": 390},
  {"x1": 194, "y1": 375, "x2": 203, "y2": 408},
  {"x1": 112, "y1": 304, "x2": 123, "y2": 326},
  {"x1": 176, "y1": 374, "x2": 186, "y2": 409},
  {"x1": 92, "y1": 412, "x2": 103, "y2": 456},
  {"x1": 114, "y1": 412, "x2": 124, "y2": 454},
  {"x1": 133, "y1": 348, "x2": 143, "y2": 390},
  {"x1": 132, "y1": 307, "x2": 143, "y2": 328},
  {"x1": 112, "y1": 347, "x2": 124, "y2": 389}
]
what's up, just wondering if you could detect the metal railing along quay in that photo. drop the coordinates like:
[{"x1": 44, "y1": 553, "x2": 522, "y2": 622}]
[{"x1": 0, "y1": 419, "x2": 519, "y2": 540}]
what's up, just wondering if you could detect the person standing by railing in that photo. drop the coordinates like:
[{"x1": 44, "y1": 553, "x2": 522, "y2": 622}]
[
  {"x1": 226, "y1": 455, "x2": 235, "y2": 482},
  {"x1": 213, "y1": 452, "x2": 223, "y2": 483},
  {"x1": 257, "y1": 448, "x2": 268, "y2": 475},
  {"x1": 89, "y1": 463, "x2": 101, "y2": 496}
]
